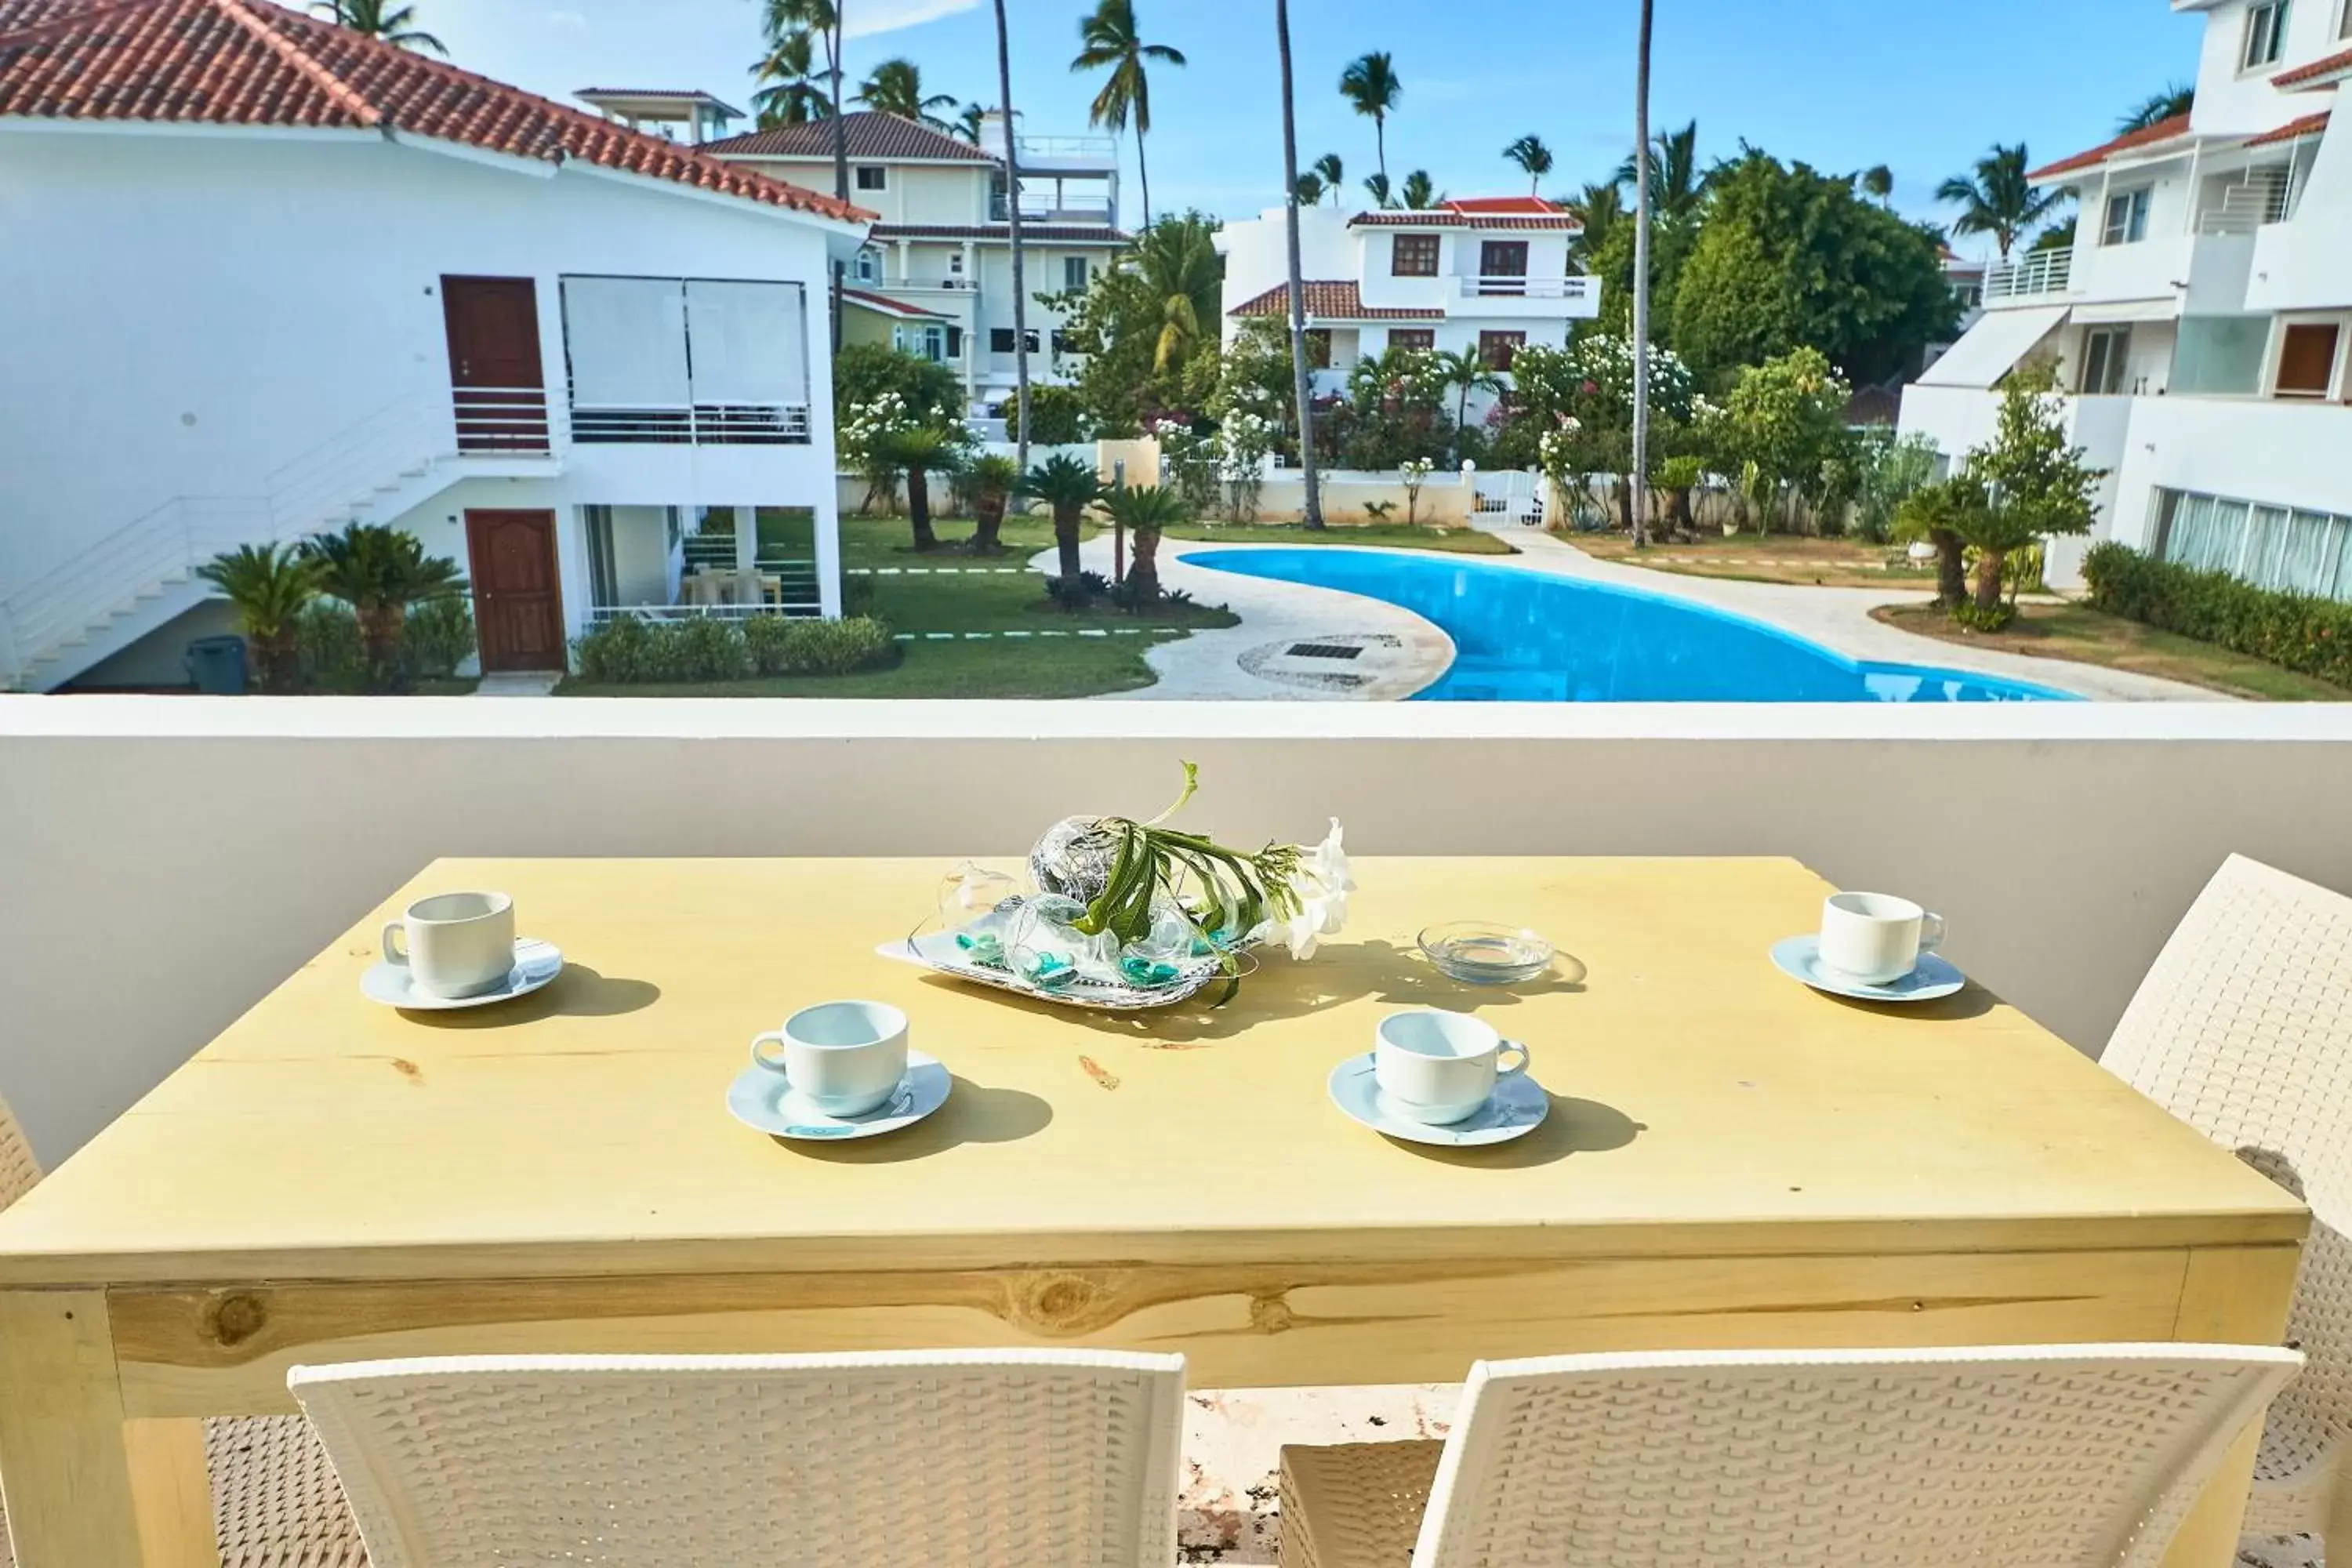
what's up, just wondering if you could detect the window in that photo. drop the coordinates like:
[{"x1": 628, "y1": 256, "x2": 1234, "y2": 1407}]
[
  {"x1": 989, "y1": 328, "x2": 1040, "y2": 355},
  {"x1": 891, "y1": 324, "x2": 948, "y2": 364},
  {"x1": 1062, "y1": 256, "x2": 1091, "y2": 292},
  {"x1": 2275, "y1": 322, "x2": 2342, "y2": 397},
  {"x1": 2101, "y1": 188, "x2": 2151, "y2": 246},
  {"x1": 1391, "y1": 234, "x2": 1439, "y2": 278},
  {"x1": 2343, "y1": 0, "x2": 2352, "y2": 38},
  {"x1": 2245, "y1": 1, "x2": 2291, "y2": 67},
  {"x1": 1479, "y1": 330, "x2": 1527, "y2": 372},
  {"x1": 852, "y1": 249, "x2": 882, "y2": 284},
  {"x1": 945, "y1": 325, "x2": 964, "y2": 359},
  {"x1": 1388, "y1": 328, "x2": 1437, "y2": 351},
  {"x1": 855, "y1": 165, "x2": 887, "y2": 191},
  {"x1": 561, "y1": 275, "x2": 811, "y2": 445},
  {"x1": 2171, "y1": 316, "x2": 2271, "y2": 394},
  {"x1": 2157, "y1": 487, "x2": 2352, "y2": 600},
  {"x1": 946, "y1": 252, "x2": 967, "y2": 289},
  {"x1": 2079, "y1": 326, "x2": 2133, "y2": 394},
  {"x1": 1478, "y1": 240, "x2": 1530, "y2": 295}
]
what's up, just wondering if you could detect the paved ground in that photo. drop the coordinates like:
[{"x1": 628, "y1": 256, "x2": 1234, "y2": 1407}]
[
  {"x1": 1081, "y1": 524, "x2": 2220, "y2": 703},
  {"x1": 473, "y1": 670, "x2": 561, "y2": 697}
]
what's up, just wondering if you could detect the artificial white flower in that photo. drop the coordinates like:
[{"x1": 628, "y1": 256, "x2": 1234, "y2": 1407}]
[
  {"x1": 1286, "y1": 897, "x2": 1330, "y2": 960},
  {"x1": 1308, "y1": 818, "x2": 1355, "y2": 898}
]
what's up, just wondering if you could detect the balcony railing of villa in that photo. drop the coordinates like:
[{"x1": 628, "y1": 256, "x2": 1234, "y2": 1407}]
[
  {"x1": 1013, "y1": 133, "x2": 1117, "y2": 160},
  {"x1": 452, "y1": 387, "x2": 554, "y2": 455},
  {"x1": 990, "y1": 192, "x2": 1118, "y2": 223},
  {"x1": 1455, "y1": 275, "x2": 1600, "y2": 303},
  {"x1": 1981, "y1": 249, "x2": 2074, "y2": 303},
  {"x1": 2195, "y1": 169, "x2": 2296, "y2": 235},
  {"x1": 569, "y1": 402, "x2": 813, "y2": 447}
]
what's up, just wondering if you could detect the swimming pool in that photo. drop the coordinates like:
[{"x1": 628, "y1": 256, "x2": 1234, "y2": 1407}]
[{"x1": 1184, "y1": 548, "x2": 2078, "y2": 703}]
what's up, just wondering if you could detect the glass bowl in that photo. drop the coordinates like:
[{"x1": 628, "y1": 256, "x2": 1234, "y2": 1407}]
[{"x1": 1419, "y1": 922, "x2": 1556, "y2": 986}]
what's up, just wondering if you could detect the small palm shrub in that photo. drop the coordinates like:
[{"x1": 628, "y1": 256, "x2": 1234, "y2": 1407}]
[{"x1": 194, "y1": 542, "x2": 321, "y2": 692}]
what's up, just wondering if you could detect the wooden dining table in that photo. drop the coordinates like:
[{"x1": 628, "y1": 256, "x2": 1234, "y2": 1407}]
[{"x1": 0, "y1": 856, "x2": 2307, "y2": 1567}]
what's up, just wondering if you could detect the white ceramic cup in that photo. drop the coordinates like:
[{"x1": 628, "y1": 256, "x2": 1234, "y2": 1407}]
[
  {"x1": 381, "y1": 891, "x2": 516, "y2": 1000},
  {"x1": 1373, "y1": 1009, "x2": 1532, "y2": 1126},
  {"x1": 752, "y1": 1000, "x2": 910, "y2": 1118},
  {"x1": 1819, "y1": 892, "x2": 1946, "y2": 985}
]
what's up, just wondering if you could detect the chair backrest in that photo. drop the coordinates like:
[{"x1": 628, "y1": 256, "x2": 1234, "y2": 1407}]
[
  {"x1": 2102, "y1": 853, "x2": 2352, "y2": 1485},
  {"x1": 289, "y1": 1349, "x2": 1185, "y2": 1568},
  {"x1": 1409, "y1": 1345, "x2": 2300, "y2": 1568},
  {"x1": 0, "y1": 1093, "x2": 42, "y2": 1211}
]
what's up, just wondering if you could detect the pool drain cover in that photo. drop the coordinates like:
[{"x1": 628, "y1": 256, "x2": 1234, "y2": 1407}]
[{"x1": 1287, "y1": 643, "x2": 1363, "y2": 661}]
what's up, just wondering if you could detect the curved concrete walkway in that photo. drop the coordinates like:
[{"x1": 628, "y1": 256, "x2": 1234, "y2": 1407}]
[{"x1": 1067, "y1": 526, "x2": 2220, "y2": 703}]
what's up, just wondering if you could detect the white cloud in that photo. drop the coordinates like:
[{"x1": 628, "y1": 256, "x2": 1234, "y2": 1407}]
[{"x1": 840, "y1": 0, "x2": 981, "y2": 40}]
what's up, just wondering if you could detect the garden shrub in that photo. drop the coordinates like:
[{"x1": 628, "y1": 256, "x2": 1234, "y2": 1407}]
[
  {"x1": 293, "y1": 601, "x2": 366, "y2": 692},
  {"x1": 743, "y1": 614, "x2": 898, "y2": 677},
  {"x1": 2082, "y1": 543, "x2": 2352, "y2": 687},
  {"x1": 405, "y1": 597, "x2": 476, "y2": 681},
  {"x1": 996, "y1": 385, "x2": 1091, "y2": 446},
  {"x1": 574, "y1": 614, "x2": 894, "y2": 684}
]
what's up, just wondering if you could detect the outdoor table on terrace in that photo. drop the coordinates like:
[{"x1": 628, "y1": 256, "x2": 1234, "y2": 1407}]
[{"x1": 0, "y1": 856, "x2": 2308, "y2": 1568}]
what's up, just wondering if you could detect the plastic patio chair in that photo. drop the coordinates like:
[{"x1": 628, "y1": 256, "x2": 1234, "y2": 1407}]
[
  {"x1": 0, "y1": 1095, "x2": 368, "y2": 1568},
  {"x1": 289, "y1": 1348, "x2": 1186, "y2": 1568},
  {"x1": 2102, "y1": 853, "x2": 2352, "y2": 1555},
  {"x1": 1277, "y1": 1345, "x2": 2301, "y2": 1568}
]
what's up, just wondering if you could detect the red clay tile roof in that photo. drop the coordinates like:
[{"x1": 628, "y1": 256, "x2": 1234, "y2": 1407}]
[
  {"x1": 707, "y1": 110, "x2": 994, "y2": 164},
  {"x1": 871, "y1": 223, "x2": 1128, "y2": 244},
  {"x1": 1350, "y1": 197, "x2": 1579, "y2": 231},
  {"x1": 2243, "y1": 110, "x2": 2332, "y2": 147},
  {"x1": 1228, "y1": 281, "x2": 1444, "y2": 322},
  {"x1": 1444, "y1": 195, "x2": 1564, "y2": 215},
  {"x1": 841, "y1": 287, "x2": 951, "y2": 321},
  {"x1": 2027, "y1": 114, "x2": 2195, "y2": 181},
  {"x1": 2275, "y1": 45, "x2": 2352, "y2": 88},
  {"x1": 0, "y1": 0, "x2": 870, "y2": 223}
]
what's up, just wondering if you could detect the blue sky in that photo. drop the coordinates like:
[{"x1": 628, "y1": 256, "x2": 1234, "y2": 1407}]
[{"x1": 430, "y1": 0, "x2": 2204, "y2": 257}]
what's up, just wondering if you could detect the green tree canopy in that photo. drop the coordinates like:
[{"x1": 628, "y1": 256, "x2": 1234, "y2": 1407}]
[
  {"x1": 1048, "y1": 212, "x2": 1225, "y2": 434},
  {"x1": 834, "y1": 343, "x2": 964, "y2": 428}
]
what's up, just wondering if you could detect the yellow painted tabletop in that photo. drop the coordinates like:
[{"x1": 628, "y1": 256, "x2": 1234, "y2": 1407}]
[{"x1": 0, "y1": 856, "x2": 2303, "y2": 1286}]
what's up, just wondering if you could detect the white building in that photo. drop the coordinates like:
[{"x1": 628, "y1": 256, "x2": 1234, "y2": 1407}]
[
  {"x1": 705, "y1": 110, "x2": 1125, "y2": 415},
  {"x1": 1902, "y1": 0, "x2": 2351, "y2": 593},
  {"x1": 0, "y1": 0, "x2": 870, "y2": 691},
  {"x1": 1214, "y1": 198, "x2": 1602, "y2": 412}
]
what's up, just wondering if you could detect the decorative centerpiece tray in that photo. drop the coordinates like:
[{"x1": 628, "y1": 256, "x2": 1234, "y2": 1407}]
[{"x1": 877, "y1": 900, "x2": 1225, "y2": 1011}]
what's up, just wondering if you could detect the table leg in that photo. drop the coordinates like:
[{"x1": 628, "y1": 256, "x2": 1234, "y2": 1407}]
[
  {"x1": 125, "y1": 1420, "x2": 223, "y2": 1568},
  {"x1": 2160, "y1": 1244, "x2": 2303, "y2": 1568},
  {"x1": 0, "y1": 1289, "x2": 146, "y2": 1567}
]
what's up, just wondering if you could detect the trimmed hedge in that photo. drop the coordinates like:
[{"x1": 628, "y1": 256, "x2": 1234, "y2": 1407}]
[
  {"x1": 2082, "y1": 542, "x2": 2352, "y2": 688},
  {"x1": 573, "y1": 614, "x2": 897, "y2": 685}
]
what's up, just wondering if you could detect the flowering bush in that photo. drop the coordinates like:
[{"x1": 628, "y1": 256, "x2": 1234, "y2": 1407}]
[{"x1": 1400, "y1": 456, "x2": 1435, "y2": 524}]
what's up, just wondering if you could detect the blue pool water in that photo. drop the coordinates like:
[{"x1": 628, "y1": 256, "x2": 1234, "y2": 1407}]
[{"x1": 1185, "y1": 549, "x2": 2077, "y2": 703}]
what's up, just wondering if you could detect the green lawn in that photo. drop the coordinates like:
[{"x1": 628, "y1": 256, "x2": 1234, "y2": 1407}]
[
  {"x1": 1161, "y1": 521, "x2": 1515, "y2": 555},
  {"x1": 1875, "y1": 601, "x2": 2352, "y2": 701}
]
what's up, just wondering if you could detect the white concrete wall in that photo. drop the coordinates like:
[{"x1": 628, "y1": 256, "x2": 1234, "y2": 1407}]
[
  {"x1": 740, "y1": 156, "x2": 987, "y2": 227},
  {"x1": 2249, "y1": 112, "x2": 2352, "y2": 312},
  {"x1": 3, "y1": 700, "x2": 2350, "y2": 1165},
  {"x1": 2106, "y1": 394, "x2": 2352, "y2": 546},
  {"x1": 2189, "y1": 0, "x2": 2344, "y2": 133}
]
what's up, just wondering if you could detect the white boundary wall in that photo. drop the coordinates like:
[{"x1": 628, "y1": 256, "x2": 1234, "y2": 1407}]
[{"x1": 3, "y1": 697, "x2": 2350, "y2": 1160}]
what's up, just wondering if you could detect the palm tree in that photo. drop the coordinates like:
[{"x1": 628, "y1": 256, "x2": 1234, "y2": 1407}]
[
  {"x1": 195, "y1": 543, "x2": 321, "y2": 693},
  {"x1": 1862, "y1": 165, "x2": 1894, "y2": 206},
  {"x1": 1313, "y1": 153, "x2": 1345, "y2": 206},
  {"x1": 1021, "y1": 453, "x2": 1102, "y2": 580},
  {"x1": 1098, "y1": 483, "x2": 1187, "y2": 602},
  {"x1": 767, "y1": 0, "x2": 847, "y2": 339},
  {"x1": 1431, "y1": 347, "x2": 1504, "y2": 462},
  {"x1": 1629, "y1": 0, "x2": 1654, "y2": 550},
  {"x1": 310, "y1": 0, "x2": 445, "y2": 54},
  {"x1": 1338, "y1": 51, "x2": 1403, "y2": 183},
  {"x1": 1617, "y1": 118, "x2": 1703, "y2": 220},
  {"x1": 1363, "y1": 171, "x2": 1394, "y2": 209},
  {"x1": 855, "y1": 59, "x2": 956, "y2": 129},
  {"x1": 2119, "y1": 82, "x2": 2195, "y2": 134},
  {"x1": 1936, "y1": 143, "x2": 2065, "y2": 260},
  {"x1": 880, "y1": 428, "x2": 964, "y2": 551},
  {"x1": 752, "y1": 28, "x2": 833, "y2": 129},
  {"x1": 953, "y1": 102, "x2": 986, "y2": 144},
  {"x1": 1294, "y1": 171, "x2": 1326, "y2": 206},
  {"x1": 303, "y1": 524, "x2": 466, "y2": 688},
  {"x1": 1070, "y1": 0, "x2": 1187, "y2": 228},
  {"x1": 993, "y1": 0, "x2": 1033, "y2": 470},
  {"x1": 1503, "y1": 133, "x2": 1554, "y2": 196},
  {"x1": 1279, "y1": 0, "x2": 1323, "y2": 528},
  {"x1": 1565, "y1": 180, "x2": 1624, "y2": 265},
  {"x1": 1400, "y1": 169, "x2": 1440, "y2": 209},
  {"x1": 1133, "y1": 215, "x2": 1222, "y2": 372},
  {"x1": 967, "y1": 453, "x2": 1022, "y2": 554}
]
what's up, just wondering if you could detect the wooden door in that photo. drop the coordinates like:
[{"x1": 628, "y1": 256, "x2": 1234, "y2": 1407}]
[
  {"x1": 441, "y1": 277, "x2": 550, "y2": 452},
  {"x1": 2275, "y1": 323, "x2": 2340, "y2": 399},
  {"x1": 1479, "y1": 240, "x2": 1530, "y2": 296},
  {"x1": 466, "y1": 510, "x2": 565, "y2": 671}
]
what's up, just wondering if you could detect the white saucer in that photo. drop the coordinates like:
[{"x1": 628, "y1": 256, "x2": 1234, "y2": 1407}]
[
  {"x1": 728, "y1": 1051, "x2": 951, "y2": 1142},
  {"x1": 1769, "y1": 936, "x2": 1966, "y2": 1003},
  {"x1": 1326, "y1": 1054, "x2": 1550, "y2": 1148},
  {"x1": 361, "y1": 939, "x2": 564, "y2": 1011}
]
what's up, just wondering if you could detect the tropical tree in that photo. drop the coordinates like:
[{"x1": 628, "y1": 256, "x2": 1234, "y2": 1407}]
[
  {"x1": 1400, "y1": 169, "x2": 1439, "y2": 209},
  {"x1": 765, "y1": 0, "x2": 848, "y2": 338},
  {"x1": 993, "y1": 0, "x2": 1033, "y2": 467},
  {"x1": 1338, "y1": 51, "x2": 1403, "y2": 183},
  {"x1": 1630, "y1": 0, "x2": 1656, "y2": 546},
  {"x1": 1070, "y1": 0, "x2": 1187, "y2": 227},
  {"x1": 753, "y1": 27, "x2": 833, "y2": 129},
  {"x1": 1565, "y1": 180, "x2": 1624, "y2": 265},
  {"x1": 1363, "y1": 172, "x2": 1394, "y2": 209},
  {"x1": 1951, "y1": 365, "x2": 2102, "y2": 620},
  {"x1": 302, "y1": 524, "x2": 466, "y2": 687},
  {"x1": 1862, "y1": 164, "x2": 1894, "y2": 206},
  {"x1": 1294, "y1": 171, "x2": 1325, "y2": 206},
  {"x1": 195, "y1": 543, "x2": 321, "y2": 693},
  {"x1": 1134, "y1": 214, "x2": 1222, "y2": 371},
  {"x1": 953, "y1": 102, "x2": 986, "y2": 144},
  {"x1": 1048, "y1": 212, "x2": 1222, "y2": 431},
  {"x1": 1503, "y1": 133, "x2": 1554, "y2": 195},
  {"x1": 1430, "y1": 347, "x2": 1503, "y2": 461},
  {"x1": 967, "y1": 453, "x2": 1023, "y2": 554},
  {"x1": 1312, "y1": 153, "x2": 1345, "y2": 206},
  {"x1": 880, "y1": 426, "x2": 967, "y2": 551},
  {"x1": 855, "y1": 59, "x2": 956, "y2": 129},
  {"x1": 1617, "y1": 118, "x2": 1704, "y2": 220},
  {"x1": 1022, "y1": 453, "x2": 1103, "y2": 580},
  {"x1": 1098, "y1": 483, "x2": 1188, "y2": 602},
  {"x1": 1936, "y1": 143, "x2": 2064, "y2": 260},
  {"x1": 2119, "y1": 82, "x2": 2195, "y2": 134},
  {"x1": 1279, "y1": 0, "x2": 1323, "y2": 526},
  {"x1": 1893, "y1": 477, "x2": 1974, "y2": 610},
  {"x1": 310, "y1": 0, "x2": 445, "y2": 53}
]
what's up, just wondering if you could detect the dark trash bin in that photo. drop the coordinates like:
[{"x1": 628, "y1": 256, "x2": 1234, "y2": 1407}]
[{"x1": 184, "y1": 634, "x2": 248, "y2": 695}]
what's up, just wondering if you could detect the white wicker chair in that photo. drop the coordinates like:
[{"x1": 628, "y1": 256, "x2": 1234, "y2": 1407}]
[
  {"x1": 2102, "y1": 854, "x2": 2352, "y2": 1554},
  {"x1": 1278, "y1": 1345, "x2": 2302, "y2": 1568},
  {"x1": 289, "y1": 1349, "x2": 1186, "y2": 1568},
  {"x1": 0, "y1": 1096, "x2": 367, "y2": 1568}
]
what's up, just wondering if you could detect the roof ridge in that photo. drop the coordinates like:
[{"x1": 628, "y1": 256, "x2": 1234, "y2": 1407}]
[{"x1": 207, "y1": 0, "x2": 381, "y2": 128}]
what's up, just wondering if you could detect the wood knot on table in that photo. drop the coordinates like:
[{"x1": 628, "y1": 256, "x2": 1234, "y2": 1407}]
[
  {"x1": 1005, "y1": 1272, "x2": 1127, "y2": 1336},
  {"x1": 201, "y1": 1291, "x2": 269, "y2": 1348}
]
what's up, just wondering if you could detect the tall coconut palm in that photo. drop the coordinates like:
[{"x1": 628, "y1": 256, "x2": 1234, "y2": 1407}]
[
  {"x1": 1070, "y1": 0, "x2": 1187, "y2": 228},
  {"x1": 1400, "y1": 169, "x2": 1440, "y2": 209},
  {"x1": 1133, "y1": 216, "x2": 1221, "y2": 371},
  {"x1": 1432, "y1": 347, "x2": 1504, "y2": 462},
  {"x1": 1936, "y1": 143, "x2": 2064, "y2": 260},
  {"x1": 195, "y1": 543, "x2": 321, "y2": 693},
  {"x1": 1861, "y1": 164, "x2": 1894, "y2": 206},
  {"x1": 953, "y1": 101, "x2": 986, "y2": 144},
  {"x1": 1617, "y1": 118, "x2": 1703, "y2": 220},
  {"x1": 1280, "y1": 1, "x2": 1323, "y2": 528},
  {"x1": 1503, "y1": 133, "x2": 1553, "y2": 195},
  {"x1": 1565, "y1": 179, "x2": 1624, "y2": 265},
  {"x1": 1629, "y1": 0, "x2": 1654, "y2": 550},
  {"x1": 993, "y1": 0, "x2": 1033, "y2": 470},
  {"x1": 310, "y1": 0, "x2": 445, "y2": 54},
  {"x1": 768, "y1": 0, "x2": 847, "y2": 339},
  {"x1": 1313, "y1": 153, "x2": 1345, "y2": 206},
  {"x1": 1363, "y1": 171, "x2": 1394, "y2": 209},
  {"x1": 1338, "y1": 51, "x2": 1402, "y2": 183},
  {"x1": 1294, "y1": 171, "x2": 1326, "y2": 206},
  {"x1": 2119, "y1": 82, "x2": 2195, "y2": 134},
  {"x1": 752, "y1": 27, "x2": 832, "y2": 129},
  {"x1": 855, "y1": 59, "x2": 957, "y2": 129}
]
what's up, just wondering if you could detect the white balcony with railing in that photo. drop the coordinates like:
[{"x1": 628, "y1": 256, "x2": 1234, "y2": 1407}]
[
  {"x1": 1982, "y1": 249, "x2": 2074, "y2": 305},
  {"x1": 1446, "y1": 274, "x2": 1603, "y2": 319}
]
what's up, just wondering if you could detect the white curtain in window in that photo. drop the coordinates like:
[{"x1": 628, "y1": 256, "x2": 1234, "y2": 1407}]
[
  {"x1": 686, "y1": 281, "x2": 808, "y2": 406},
  {"x1": 2278, "y1": 510, "x2": 2339, "y2": 597},
  {"x1": 564, "y1": 278, "x2": 688, "y2": 408}
]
